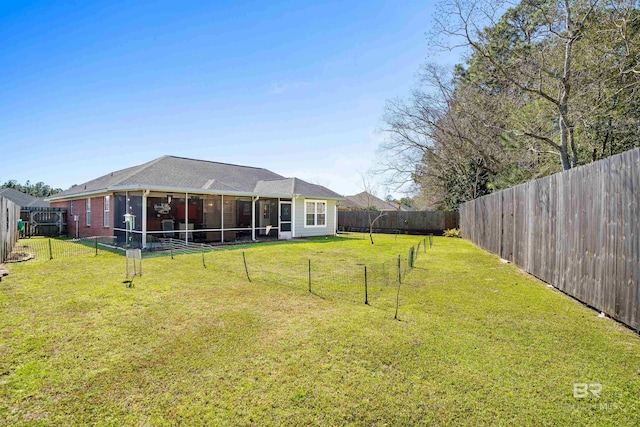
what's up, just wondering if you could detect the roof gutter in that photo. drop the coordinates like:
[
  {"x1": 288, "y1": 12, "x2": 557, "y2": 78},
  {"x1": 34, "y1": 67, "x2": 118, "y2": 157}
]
[
  {"x1": 46, "y1": 184, "x2": 344, "y2": 202},
  {"x1": 45, "y1": 189, "x2": 111, "y2": 202}
]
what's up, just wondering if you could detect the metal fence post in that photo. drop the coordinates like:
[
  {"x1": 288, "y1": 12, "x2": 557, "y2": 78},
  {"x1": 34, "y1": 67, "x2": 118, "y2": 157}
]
[
  {"x1": 243, "y1": 251, "x2": 251, "y2": 282},
  {"x1": 308, "y1": 259, "x2": 311, "y2": 293},
  {"x1": 48, "y1": 238, "x2": 53, "y2": 260},
  {"x1": 170, "y1": 239, "x2": 174, "y2": 260},
  {"x1": 95, "y1": 236, "x2": 98, "y2": 256},
  {"x1": 395, "y1": 255, "x2": 401, "y2": 320},
  {"x1": 202, "y1": 243, "x2": 206, "y2": 268},
  {"x1": 364, "y1": 265, "x2": 368, "y2": 305}
]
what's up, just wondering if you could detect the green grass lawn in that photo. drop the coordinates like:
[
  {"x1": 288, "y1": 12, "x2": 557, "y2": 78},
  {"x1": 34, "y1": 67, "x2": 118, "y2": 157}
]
[{"x1": 1, "y1": 234, "x2": 639, "y2": 426}]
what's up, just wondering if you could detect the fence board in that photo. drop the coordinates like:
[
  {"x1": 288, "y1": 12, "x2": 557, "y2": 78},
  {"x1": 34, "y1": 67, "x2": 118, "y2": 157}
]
[
  {"x1": 460, "y1": 148, "x2": 640, "y2": 331},
  {"x1": 1, "y1": 196, "x2": 21, "y2": 262},
  {"x1": 338, "y1": 210, "x2": 457, "y2": 234}
]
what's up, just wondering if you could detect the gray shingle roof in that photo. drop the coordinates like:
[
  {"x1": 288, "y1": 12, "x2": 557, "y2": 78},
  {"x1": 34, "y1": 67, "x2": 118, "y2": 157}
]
[
  {"x1": 342, "y1": 192, "x2": 405, "y2": 211},
  {"x1": 50, "y1": 156, "x2": 343, "y2": 200},
  {"x1": 254, "y1": 177, "x2": 342, "y2": 199},
  {"x1": 0, "y1": 188, "x2": 50, "y2": 208}
]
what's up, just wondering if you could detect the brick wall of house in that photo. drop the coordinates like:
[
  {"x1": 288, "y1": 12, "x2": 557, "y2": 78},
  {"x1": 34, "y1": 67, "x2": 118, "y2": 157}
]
[{"x1": 50, "y1": 196, "x2": 114, "y2": 238}]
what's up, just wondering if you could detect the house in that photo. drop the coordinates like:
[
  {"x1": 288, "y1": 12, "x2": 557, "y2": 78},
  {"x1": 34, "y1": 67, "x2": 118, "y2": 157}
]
[
  {"x1": 0, "y1": 188, "x2": 50, "y2": 208},
  {"x1": 340, "y1": 192, "x2": 414, "y2": 212},
  {"x1": 46, "y1": 155, "x2": 343, "y2": 248}
]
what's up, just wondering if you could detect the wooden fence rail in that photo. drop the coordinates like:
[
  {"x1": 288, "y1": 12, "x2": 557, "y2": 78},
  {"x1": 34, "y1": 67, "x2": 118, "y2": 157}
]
[
  {"x1": 460, "y1": 147, "x2": 640, "y2": 331},
  {"x1": 1, "y1": 196, "x2": 21, "y2": 263},
  {"x1": 20, "y1": 207, "x2": 66, "y2": 237},
  {"x1": 338, "y1": 210, "x2": 458, "y2": 234}
]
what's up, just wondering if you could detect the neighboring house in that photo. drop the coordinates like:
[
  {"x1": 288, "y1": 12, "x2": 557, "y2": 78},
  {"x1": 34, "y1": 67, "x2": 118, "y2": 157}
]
[
  {"x1": 46, "y1": 155, "x2": 343, "y2": 248},
  {"x1": 340, "y1": 192, "x2": 414, "y2": 212},
  {"x1": 0, "y1": 188, "x2": 50, "y2": 208}
]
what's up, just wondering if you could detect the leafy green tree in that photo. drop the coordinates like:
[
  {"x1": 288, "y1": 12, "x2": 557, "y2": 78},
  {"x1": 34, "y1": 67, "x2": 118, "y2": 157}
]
[{"x1": 1, "y1": 180, "x2": 62, "y2": 198}]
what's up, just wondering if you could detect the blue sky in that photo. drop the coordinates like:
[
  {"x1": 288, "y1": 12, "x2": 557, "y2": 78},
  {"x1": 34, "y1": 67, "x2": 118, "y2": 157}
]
[{"x1": 1, "y1": 0, "x2": 453, "y2": 197}]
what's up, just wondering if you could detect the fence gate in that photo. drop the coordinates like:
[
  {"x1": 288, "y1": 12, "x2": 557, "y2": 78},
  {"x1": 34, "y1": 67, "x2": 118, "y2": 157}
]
[{"x1": 21, "y1": 207, "x2": 66, "y2": 237}]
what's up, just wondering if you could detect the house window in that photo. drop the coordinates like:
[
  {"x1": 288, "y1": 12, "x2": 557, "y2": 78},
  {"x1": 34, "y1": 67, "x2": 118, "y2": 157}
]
[
  {"x1": 104, "y1": 196, "x2": 110, "y2": 227},
  {"x1": 305, "y1": 200, "x2": 327, "y2": 227},
  {"x1": 86, "y1": 197, "x2": 91, "y2": 226}
]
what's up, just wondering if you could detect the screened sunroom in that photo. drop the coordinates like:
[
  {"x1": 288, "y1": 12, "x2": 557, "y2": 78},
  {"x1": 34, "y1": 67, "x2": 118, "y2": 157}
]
[{"x1": 112, "y1": 191, "x2": 290, "y2": 248}]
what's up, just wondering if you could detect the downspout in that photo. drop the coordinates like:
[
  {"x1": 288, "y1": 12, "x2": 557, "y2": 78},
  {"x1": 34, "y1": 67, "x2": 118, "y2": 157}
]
[
  {"x1": 252, "y1": 196, "x2": 260, "y2": 241},
  {"x1": 142, "y1": 189, "x2": 150, "y2": 248}
]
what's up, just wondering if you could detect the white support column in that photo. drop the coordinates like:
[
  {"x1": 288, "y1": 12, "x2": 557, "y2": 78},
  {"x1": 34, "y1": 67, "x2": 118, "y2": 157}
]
[
  {"x1": 291, "y1": 197, "x2": 296, "y2": 238},
  {"x1": 142, "y1": 189, "x2": 149, "y2": 248},
  {"x1": 251, "y1": 196, "x2": 259, "y2": 241},
  {"x1": 221, "y1": 195, "x2": 224, "y2": 243},
  {"x1": 185, "y1": 192, "x2": 189, "y2": 245},
  {"x1": 125, "y1": 191, "x2": 130, "y2": 247},
  {"x1": 251, "y1": 197, "x2": 256, "y2": 241},
  {"x1": 334, "y1": 203, "x2": 338, "y2": 235}
]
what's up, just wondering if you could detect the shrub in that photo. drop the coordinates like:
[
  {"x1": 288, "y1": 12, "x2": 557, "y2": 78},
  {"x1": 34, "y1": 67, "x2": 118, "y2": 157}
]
[{"x1": 443, "y1": 228, "x2": 462, "y2": 238}]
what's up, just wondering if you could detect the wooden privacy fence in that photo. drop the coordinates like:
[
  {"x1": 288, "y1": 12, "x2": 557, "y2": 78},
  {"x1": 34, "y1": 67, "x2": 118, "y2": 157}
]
[
  {"x1": 339, "y1": 210, "x2": 458, "y2": 234},
  {"x1": 1, "y1": 196, "x2": 21, "y2": 262},
  {"x1": 460, "y1": 148, "x2": 640, "y2": 330}
]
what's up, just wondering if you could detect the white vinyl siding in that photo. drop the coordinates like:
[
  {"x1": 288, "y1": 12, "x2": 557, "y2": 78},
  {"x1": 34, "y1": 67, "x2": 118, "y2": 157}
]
[
  {"x1": 104, "y1": 196, "x2": 110, "y2": 227},
  {"x1": 304, "y1": 200, "x2": 326, "y2": 227},
  {"x1": 86, "y1": 198, "x2": 91, "y2": 226},
  {"x1": 295, "y1": 198, "x2": 337, "y2": 237}
]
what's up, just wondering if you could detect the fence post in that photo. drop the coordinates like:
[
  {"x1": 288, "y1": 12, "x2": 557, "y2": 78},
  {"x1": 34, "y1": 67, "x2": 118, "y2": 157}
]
[
  {"x1": 394, "y1": 255, "x2": 401, "y2": 320},
  {"x1": 409, "y1": 246, "x2": 415, "y2": 269},
  {"x1": 202, "y1": 243, "x2": 206, "y2": 268},
  {"x1": 170, "y1": 239, "x2": 174, "y2": 260},
  {"x1": 429, "y1": 233, "x2": 433, "y2": 248},
  {"x1": 308, "y1": 259, "x2": 311, "y2": 293},
  {"x1": 48, "y1": 238, "x2": 53, "y2": 260},
  {"x1": 424, "y1": 237, "x2": 427, "y2": 253},
  {"x1": 243, "y1": 251, "x2": 251, "y2": 282},
  {"x1": 95, "y1": 236, "x2": 98, "y2": 256},
  {"x1": 364, "y1": 265, "x2": 368, "y2": 305}
]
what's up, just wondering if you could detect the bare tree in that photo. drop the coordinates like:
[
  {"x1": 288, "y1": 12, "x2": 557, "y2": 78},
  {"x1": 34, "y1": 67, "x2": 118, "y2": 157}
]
[
  {"x1": 359, "y1": 173, "x2": 386, "y2": 244},
  {"x1": 379, "y1": 64, "x2": 509, "y2": 208},
  {"x1": 431, "y1": 0, "x2": 613, "y2": 170},
  {"x1": 378, "y1": 0, "x2": 640, "y2": 208}
]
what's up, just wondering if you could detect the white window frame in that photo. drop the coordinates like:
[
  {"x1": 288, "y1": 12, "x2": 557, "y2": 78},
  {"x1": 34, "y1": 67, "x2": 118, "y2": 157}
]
[
  {"x1": 104, "y1": 196, "x2": 110, "y2": 228},
  {"x1": 86, "y1": 197, "x2": 91, "y2": 226},
  {"x1": 304, "y1": 199, "x2": 327, "y2": 228}
]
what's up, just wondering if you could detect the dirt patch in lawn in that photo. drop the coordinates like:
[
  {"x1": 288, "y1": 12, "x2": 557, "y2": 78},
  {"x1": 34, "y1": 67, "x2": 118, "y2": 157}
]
[{"x1": 5, "y1": 249, "x2": 35, "y2": 263}]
